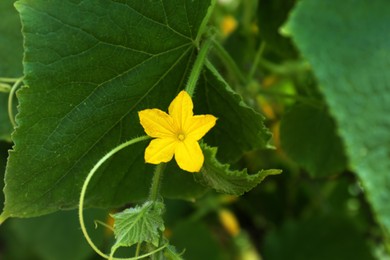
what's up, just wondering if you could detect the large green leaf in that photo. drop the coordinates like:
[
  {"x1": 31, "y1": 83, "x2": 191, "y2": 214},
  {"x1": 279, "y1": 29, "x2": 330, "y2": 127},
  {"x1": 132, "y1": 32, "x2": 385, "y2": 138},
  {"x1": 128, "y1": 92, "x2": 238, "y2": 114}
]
[
  {"x1": 283, "y1": 0, "x2": 390, "y2": 239},
  {"x1": 280, "y1": 104, "x2": 347, "y2": 177},
  {"x1": 3, "y1": 0, "x2": 211, "y2": 218},
  {"x1": 0, "y1": 0, "x2": 23, "y2": 141},
  {"x1": 3, "y1": 0, "x2": 271, "y2": 219}
]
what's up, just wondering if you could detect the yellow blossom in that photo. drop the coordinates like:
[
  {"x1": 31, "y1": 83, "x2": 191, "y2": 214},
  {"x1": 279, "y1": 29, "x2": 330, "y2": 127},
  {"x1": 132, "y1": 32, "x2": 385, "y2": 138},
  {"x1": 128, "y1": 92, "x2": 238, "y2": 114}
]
[
  {"x1": 220, "y1": 15, "x2": 238, "y2": 37},
  {"x1": 219, "y1": 209, "x2": 240, "y2": 237},
  {"x1": 138, "y1": 90, "x2": 217, "y2": 172}
]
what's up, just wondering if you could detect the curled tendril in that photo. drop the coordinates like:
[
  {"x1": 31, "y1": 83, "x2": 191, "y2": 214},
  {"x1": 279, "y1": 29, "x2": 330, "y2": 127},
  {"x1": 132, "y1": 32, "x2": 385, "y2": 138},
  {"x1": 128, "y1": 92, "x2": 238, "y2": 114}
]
[
  {"x1": 8, "y1": 77, "x2": 23, "y2": 128},
  {"x1": 78, "y1": 135, "x2": 164, "y2": 260}
]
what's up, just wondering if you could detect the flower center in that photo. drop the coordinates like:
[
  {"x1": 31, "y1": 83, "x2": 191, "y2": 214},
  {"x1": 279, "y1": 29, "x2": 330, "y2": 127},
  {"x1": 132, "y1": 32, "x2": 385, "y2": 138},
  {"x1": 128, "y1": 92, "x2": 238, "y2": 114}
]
[{"x1": 177, "y1": 133, "x2": 185, "y2": 141}]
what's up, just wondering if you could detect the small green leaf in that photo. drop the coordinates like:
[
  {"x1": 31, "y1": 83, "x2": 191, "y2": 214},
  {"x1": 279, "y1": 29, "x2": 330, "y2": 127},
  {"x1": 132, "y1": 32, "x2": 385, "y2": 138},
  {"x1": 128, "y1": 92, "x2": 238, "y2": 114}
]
[
  {"x1": 195, "y1": 144, "x2": 281, "y2": 196},
  {"x1": 112, "y1": 201, "x2": 165, "y2": 248},
  {"x1": 280, "y1": 104, "x2": 348, "y2": 177}
]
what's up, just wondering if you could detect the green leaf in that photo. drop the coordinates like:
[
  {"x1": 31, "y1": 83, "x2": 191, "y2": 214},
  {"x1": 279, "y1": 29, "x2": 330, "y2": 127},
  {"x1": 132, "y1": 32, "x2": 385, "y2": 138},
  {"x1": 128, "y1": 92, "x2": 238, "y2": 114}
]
[
  {"x1": 3, "y1": 0, "x2": 273, "y2": 219},
  {"x1": 195, "y1": 144, "x2": 281, "y2": 196},
  {"x1": 283, "y1": 0, "x2": 390, "y2": 239},
  {"x1": 0, "y1": 0, "x2": 23, "y2": 141},
  {"x1": 195, "y1": 62, "x2": 272, "y2": 162},
  {"x1": 280, "y1": 104, "x2": 348, "y2": 177},
  {"x1": 112, "y1": 201, "x2": 165, "y2": 248},
  {"x1": 3, "y1": 0, "x2": 212, "y2": 218}
]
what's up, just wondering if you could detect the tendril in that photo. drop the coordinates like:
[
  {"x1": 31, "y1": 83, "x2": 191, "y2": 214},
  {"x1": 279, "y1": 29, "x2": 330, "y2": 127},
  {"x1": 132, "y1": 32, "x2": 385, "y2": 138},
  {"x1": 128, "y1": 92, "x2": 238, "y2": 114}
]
[
  {"x1": 78, "y1": 135, "x2": 168, "y2": 260},
  {"x1": 8, "y1": 77, "x2": 23, "y2": 128}
]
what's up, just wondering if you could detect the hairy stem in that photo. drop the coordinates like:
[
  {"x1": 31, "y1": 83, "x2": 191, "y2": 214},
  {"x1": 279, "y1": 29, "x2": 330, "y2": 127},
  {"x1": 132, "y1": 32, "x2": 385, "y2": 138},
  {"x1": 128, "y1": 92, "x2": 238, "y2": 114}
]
[
  {"x1": 149, "y1": 163, "x2": 166, "y2": 202},
  {"x1": 194, "y1": 0, "x2": 216, "y2": 47}
]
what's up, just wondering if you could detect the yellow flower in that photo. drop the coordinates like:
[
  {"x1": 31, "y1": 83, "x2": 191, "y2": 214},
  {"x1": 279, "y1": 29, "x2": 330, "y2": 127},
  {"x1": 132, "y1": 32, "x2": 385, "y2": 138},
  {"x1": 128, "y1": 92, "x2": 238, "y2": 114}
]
[
  {"x1": 138, "y1": 91, "x2": 217, "y2": 172},
  {"x1": 220, "y1": 15, "x2": 238, "y2": 37}
]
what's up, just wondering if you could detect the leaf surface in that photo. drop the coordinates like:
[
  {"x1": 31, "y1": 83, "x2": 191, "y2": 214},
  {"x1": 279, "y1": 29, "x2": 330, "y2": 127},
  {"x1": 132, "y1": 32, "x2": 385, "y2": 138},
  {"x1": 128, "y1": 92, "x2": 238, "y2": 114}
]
[
  {"x1": 195, "y1": 63, "x2": 272, "y2": 162},
  {"x1": 283, "y1": 0, "x2": 390, "y2": 238},
  {"x1": 195, "y1": 144, "x2": 281, "y2": 195},
  {"x1": 4, "y1": 0, "x2": 273, "y2": 219},
  {"x1": 4, "y1": 0, "x2": 211, "y2": 218},
  {"x1": 112, "y1": 201, "x2": 165, "y2": 248}
]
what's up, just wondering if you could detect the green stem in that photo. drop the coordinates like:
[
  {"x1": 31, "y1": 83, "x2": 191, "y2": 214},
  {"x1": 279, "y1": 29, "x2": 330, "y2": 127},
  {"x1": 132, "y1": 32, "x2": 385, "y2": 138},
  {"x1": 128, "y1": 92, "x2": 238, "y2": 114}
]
[
  {"x1": 8, "y1": 77, "x2": 23, "y2": 128},
  {"x1": 258, "y1": 58, "x2": 310, "y2": 75},
  {"x1": 79, "y1": 135, "x2": 156, "y2": 260},
  {"x1": 257, "y1": 89, "x2": 323, "y2": 108},
  {"x1": 0, "y1": 77, "x2": 21, "y2": 83},
  {"x1": 248, "y1": 41, "x2": 266, "y2": 80},
  {"x1": 194, "y1": 0, "x2": 216, "y2": 47},
  {"x1": 94, "y1": 220, "x2": 114, "y2": 232},
  {"x1": 0, "y1": 83, "x2": 11, "y2": 93},
  {"x1": 0, "y1": 214, "x2": 8, "y2": 225},
  {"x1": 185, "y1": 38, "x2": 213, "y2": 97},
  {"x1": 149, "y1": 163, "x2": 166, "y2": 202},
  {"x1": 258, "y1": 58, "x2": 287, "y2": 74},
  {"x1": 109, "y1": 246, "x2": 119, "y2": 260},
  {"x1": 212, "y1": 39, "x2": 247, "y2": 85},
  {"x1": 135, "y1": 243, "x2": 142, "y2": 257}
]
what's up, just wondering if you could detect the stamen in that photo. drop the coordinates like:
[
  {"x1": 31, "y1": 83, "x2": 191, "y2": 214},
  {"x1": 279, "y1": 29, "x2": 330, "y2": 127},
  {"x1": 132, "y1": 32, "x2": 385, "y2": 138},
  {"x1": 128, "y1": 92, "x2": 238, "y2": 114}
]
[{"x1": 177, "y1": 133, "x2": 185, "y2": 141}]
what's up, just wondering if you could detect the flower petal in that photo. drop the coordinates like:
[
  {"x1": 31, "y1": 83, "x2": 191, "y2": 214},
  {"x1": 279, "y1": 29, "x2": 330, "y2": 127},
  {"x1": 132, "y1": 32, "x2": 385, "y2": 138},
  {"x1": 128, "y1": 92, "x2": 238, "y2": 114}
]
[
  {"x1": 174, "y1": 139, "x2": 204, "y2": 172},
  {"x1": 168, "y1": 91, "x2": 193, "y2": 130},
  {"x1": 186, "y1": 115, "x2": 217, "y2": 141},
  {"x1": 145, "y1": 138, "x2": 177, "y2": 164},
  {"x1": 138, "y1": 109, "x2": 176, "y2": 138}
]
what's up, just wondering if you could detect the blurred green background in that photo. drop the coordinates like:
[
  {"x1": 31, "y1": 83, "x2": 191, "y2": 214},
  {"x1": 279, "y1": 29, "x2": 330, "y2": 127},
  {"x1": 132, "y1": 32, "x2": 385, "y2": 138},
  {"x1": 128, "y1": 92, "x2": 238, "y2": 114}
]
[{"x1": 0, "y1": 0, "x2": 388, "y2": 259}]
